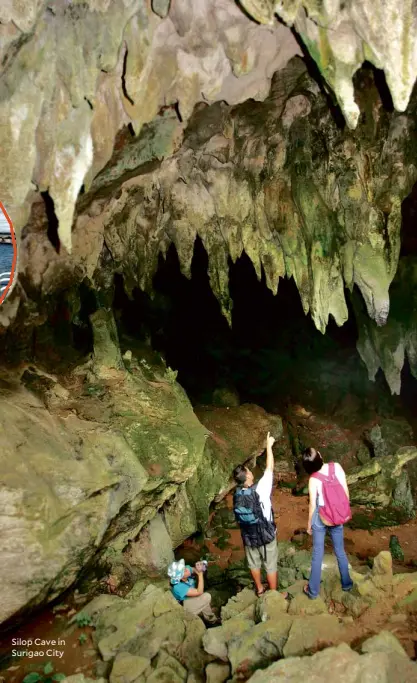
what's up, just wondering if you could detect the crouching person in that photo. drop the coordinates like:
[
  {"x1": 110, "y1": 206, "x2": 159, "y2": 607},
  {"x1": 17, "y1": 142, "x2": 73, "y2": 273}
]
[{"x1": 168, "y1": 559, "x2": 219, "y2": 625}]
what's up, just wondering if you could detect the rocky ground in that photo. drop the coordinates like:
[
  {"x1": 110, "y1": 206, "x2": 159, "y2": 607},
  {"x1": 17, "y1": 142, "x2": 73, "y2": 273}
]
[
  {"x1": 2, "y1": 491, "x2": 417, "y2": 683},
  {"x1": 2, "y1": 544, "x2": 417, "y2": 683}
]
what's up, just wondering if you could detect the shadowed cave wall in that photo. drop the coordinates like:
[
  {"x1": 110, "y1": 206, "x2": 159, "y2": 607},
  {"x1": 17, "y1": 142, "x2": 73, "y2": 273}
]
[{"x1": 111, "y1": 236, "x2": 417, "y2": 439}]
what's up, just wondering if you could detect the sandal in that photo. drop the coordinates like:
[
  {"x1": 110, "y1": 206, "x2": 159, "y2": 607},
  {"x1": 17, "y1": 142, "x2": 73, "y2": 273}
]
[
  {"x1": 303, "y1": 585, "x2": 316, "y2": 600},
  {"x1": 256, "y1": 587, "x2": 266, "y2": 597}
]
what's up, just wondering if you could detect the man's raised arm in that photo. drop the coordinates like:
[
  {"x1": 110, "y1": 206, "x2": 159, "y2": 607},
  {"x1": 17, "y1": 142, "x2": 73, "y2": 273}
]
[{"x1": 266, "y1": 431, "x2": 275, "y2": 471}]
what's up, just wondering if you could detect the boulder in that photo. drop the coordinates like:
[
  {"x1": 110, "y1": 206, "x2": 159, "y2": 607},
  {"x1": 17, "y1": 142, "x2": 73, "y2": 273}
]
[
  {"x1": 364, "y1": 419, "x2": 414, "y2": 459},
  {"x1": 88, "y1": 583, "x2": 206, "y2": 681},
  {"x1": 278, "y1": 567, "x2": 297, "y2": 589},
  {"x1": 109, "y1": 652, "x2": 151, "y2": 683},
  {"x1": 247, "y1": 642, "x2": 417, "y2": 682},
  {"x1": 287, "y1": 593, "x2": 328, "y2": 616},
  {"x1": 95, "y1": 587, "x2": 186, "y2": 661},
  {"x1": 203, "y1": 613, "x2": 255, "y2": 660},
  {"x1": 282, "y1": 614, "x2": 343, "y2": 658},
  {"x1": 372, "y1": 551, "x2": 393, "y2": 577},
  {"x1": 361, "y1": 631, "x2": 408, "y2": 658},
  {"x1": 255, "y1": 591, "x2": 288, "y2": 622},
  {"x1": 124, "y1": 513, "x2": 174, "y2": 576},
  {"x1": 177, "y1": 612, "x2": 208, "y2": 674},
  {"x1": 227, "y1": 616, "x2": 294, "y2": 679},
  {"x1": 148, "y1": 651, "x2": 187, "y2": 682},
  {"x1": 220, "y1": 588, "x2": 257, "y2": 622},
  {"x1": 0, "y1": 351, "x2": 207, "y2": 626},
  {"x1": 346, "y1": 447, "x2": 417, "y2": 517},
  {"x1": 205, "y1": 662, "x2": 231, "y2": 683},
  {"x1": 288, "y1": 407, "x2": 360, "y2": 469},
  {"x1": 162, "y1": 485, "x2": 198, "y2": 549},
  {"x1": 212, "y1": 387, "x2": 240, "y2": 407}
]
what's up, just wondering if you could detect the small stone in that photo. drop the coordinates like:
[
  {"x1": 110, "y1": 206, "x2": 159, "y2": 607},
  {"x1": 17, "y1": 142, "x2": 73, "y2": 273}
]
[
  {"x1": 389, "y1": 613, "x2": 408, "y2": 623},
  {"x1": 110, "y1": 652, "x2": 151, "y2": 683},
  {"x1": 205, "y1": 662, "x2": 230, "y2": 683},
  {"x1": 372, "y1": 551, "x2": 393, "y2": 577},
  {"x1": 287, "y1": 593, "x2": 328, "y2": 616}
]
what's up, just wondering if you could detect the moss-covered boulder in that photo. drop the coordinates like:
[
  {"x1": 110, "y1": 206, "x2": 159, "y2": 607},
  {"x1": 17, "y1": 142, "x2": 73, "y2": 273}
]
[
  {"x1": 187, "y1": 404, "x2": 283, "y2": 530},
  {"x1": 123, "y1": 513, "x2": 174, "y2": 577},
  {"x1": 346, "y1": 446, "x2": 417, "y2": 522},
  {"x1": 0, "y1": 337, "x2": 207, "y2": 627},
  {"x1": 247, "y1": 642, "x2": 417, "y2": 683},
  {"x1": 87, "y1": 583, "x2": 207, "y2": 680}
]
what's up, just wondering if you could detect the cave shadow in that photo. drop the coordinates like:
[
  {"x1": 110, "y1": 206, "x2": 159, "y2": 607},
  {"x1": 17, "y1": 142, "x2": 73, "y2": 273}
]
[{"x1": 112, "y1": 237, "x2": 404, "y2": 430}]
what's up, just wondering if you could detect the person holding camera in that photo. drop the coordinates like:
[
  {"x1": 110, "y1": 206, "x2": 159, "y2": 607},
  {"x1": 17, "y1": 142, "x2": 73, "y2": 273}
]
[
  {"x1": 233, "y1": 432, "x2": 287, "y2": 597},
  {"x1": 167, "y1": 558, "x2": 219, "y2": 624}
]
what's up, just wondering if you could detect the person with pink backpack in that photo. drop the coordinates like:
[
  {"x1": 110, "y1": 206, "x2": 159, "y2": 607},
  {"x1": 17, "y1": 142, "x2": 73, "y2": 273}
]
[{"x1": 302, "y1": 447, "x2": 354, "y2": 599}]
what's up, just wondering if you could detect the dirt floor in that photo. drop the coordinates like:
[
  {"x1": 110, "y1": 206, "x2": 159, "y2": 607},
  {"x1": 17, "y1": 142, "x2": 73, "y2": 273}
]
[
  {"x1": 2, "y1": 489, "x2": 417, "y2": 682},
  {"x1": 181, "y1": 487, "x2": 417, "y2": 569}
]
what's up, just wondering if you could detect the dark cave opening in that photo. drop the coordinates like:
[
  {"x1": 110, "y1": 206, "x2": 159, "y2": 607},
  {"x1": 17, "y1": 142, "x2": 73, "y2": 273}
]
[
  {"x1": 113, "y1": 237, "x2": 411, "y2": 427},
  {"x1": 400, "y1": 180, "x2": 417, "y2": 257}
]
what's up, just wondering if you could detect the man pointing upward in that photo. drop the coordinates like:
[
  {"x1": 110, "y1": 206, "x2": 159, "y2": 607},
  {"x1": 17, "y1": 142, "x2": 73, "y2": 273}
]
[{"x1": 233, "y1": 432, "x2": 286, "y2": 597}]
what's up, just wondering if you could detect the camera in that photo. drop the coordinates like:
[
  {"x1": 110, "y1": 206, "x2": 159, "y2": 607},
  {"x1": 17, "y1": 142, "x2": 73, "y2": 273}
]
[{"x1": 195, "y1": 560, "x2": 208, "y2": 572}]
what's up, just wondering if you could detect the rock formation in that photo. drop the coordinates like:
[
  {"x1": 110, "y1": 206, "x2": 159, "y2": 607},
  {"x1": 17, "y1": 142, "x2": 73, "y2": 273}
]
[
  {"x1": 241, "y1": 1, "x2": 417, "y2": 130},
  {"x1": 0, "y1": 316, "x2": 281, "y2": 627},
  {"x1": 1, "y1": 53, "x2": 417, "y2": 393},
  {"x1": 64, "y1": 549, "x2": 417, "y2": 682},
  {"x1": 0, "y1": 2, "x2": 417, "y2": 396}
]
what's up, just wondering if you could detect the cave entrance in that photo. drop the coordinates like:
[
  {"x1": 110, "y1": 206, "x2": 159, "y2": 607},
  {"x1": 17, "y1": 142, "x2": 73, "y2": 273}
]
[{"x1": 113, "y1": 237, "x2": 401, "y2": 427}]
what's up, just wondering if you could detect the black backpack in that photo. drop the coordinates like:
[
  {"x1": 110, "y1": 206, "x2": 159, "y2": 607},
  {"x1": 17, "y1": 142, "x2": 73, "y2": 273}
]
[{"x1": 233, "y1": 485, "x2": 276, "y2": 556}]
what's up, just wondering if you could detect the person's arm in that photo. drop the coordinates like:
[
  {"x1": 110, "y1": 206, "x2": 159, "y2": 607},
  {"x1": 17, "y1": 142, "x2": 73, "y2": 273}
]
[
  {"x1": 336, "y1": 463, "x2": 349, "y2": 499},
  {"x1": 265, "y1": 431, "x2": 275, "y2": 471},
  {"x1": 307, "y1": 477, "x2": 317, "y2": 535},
  {"x1": 184, "y1": 570, "x2": 204, "y2": 597}
]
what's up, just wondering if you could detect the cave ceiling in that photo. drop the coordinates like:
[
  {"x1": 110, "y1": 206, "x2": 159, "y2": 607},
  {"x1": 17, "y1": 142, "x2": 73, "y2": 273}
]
[{"x1": 1, "y1": 1, "x2": 417, "y2": 394}]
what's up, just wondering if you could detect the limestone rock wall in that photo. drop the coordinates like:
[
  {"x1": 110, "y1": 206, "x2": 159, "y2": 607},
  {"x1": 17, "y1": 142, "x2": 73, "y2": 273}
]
[
  {"x1": 3, "y1": 57, "x2": 416, "y2": 393},
  {"x1": 353, "y1": 256, "x2": 417, "y2": 394},
  {"x1": 0, "y1": 350, "x2": 206, "y2": 626},
  {"x1": 0, "y1": 0, "x2": 300, "y2": 250},
  {"x1": 241, "y1": 1, "x2": 417, "y2": 130},
  {"x1": 0, "y1": 323, "x2": 282, "y2": 626}
]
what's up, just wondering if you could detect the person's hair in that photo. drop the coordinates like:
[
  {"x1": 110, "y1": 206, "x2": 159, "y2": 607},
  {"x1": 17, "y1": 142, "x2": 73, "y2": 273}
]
[
  {"x1": 302, "y1": 447, "x2": 324, "y2": 475},
  {"x1": 233, "y1": 464, "x2": 248, "y2": 485}
]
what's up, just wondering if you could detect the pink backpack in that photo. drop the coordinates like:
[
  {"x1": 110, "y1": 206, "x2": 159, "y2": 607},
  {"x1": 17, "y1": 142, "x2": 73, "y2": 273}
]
[{"x1": 311, "y1": 462, "x2": 351, "y2": 526}]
